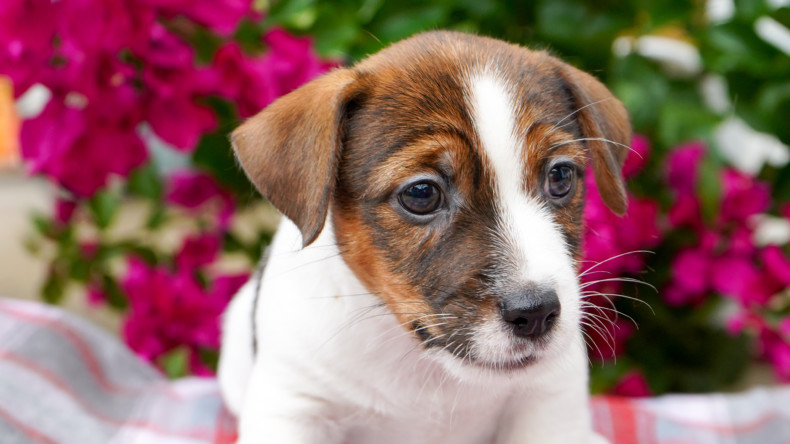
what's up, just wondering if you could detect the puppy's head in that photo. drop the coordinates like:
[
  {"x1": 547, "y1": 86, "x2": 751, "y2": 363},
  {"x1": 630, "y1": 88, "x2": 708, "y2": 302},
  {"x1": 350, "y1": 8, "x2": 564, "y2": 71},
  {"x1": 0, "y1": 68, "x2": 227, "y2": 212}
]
[{"x1": 232, "y1": 32, "x2": 630, "y2": 375}]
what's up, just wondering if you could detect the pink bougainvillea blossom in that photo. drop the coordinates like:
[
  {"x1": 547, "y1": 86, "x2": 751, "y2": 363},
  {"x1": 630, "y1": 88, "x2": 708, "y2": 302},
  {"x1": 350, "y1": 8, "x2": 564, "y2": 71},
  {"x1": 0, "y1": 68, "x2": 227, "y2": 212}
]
[
  {"x1": 136, "y1": 0, "x2": 252, "y2": 36},
  {"x1": 664, "y1": 247, "x2": 712, "y2": 306},
  {"x1": 585, "y1": 316, "x2": 635, "y2": 361},
  {"x1": 719, "y1": 169, "x2": 771, "y2": 225},
  {"x1": 622, "y1": 134, "x2": 650, "y2": 180},
  {"x1": 121, "y1": 258, "x2": 247, "y2": 373},
  {"x1": 611, "y1": 370, "x2": 652, "y2": 397},
  {"x1": 54, "y1": 197, "x2": 78, "y2": 225},
  {"x1": 664, "y1": 142, "x2": 706, "y2": 195},
  {"x1": 581, "y1": 171, "x2": 661, "y2": 294},
  {"x1": 762, "y1": 246, "x2": 790, "y2": 286},
  {"x1": 213, "y1": 28, "x2": 338, "y2": 117},
  {"x1": 21, "y1": 99, "x2": 148, "y2": 196},
  {"x1": 176, "y1": 233, "x2": 222, "y2": 270},
  {"x1": 0, "y1": 0, "x2": 59, "y2": 96},
  {"x1": 166, "y1": 170, "x2": 235, "y2": 226},
  {"x1": 668, "y1": 194, "x2": 703, "y2": 229},
  {"x1": 760, "y1": 328, "x2": 790, "y2": 382}
]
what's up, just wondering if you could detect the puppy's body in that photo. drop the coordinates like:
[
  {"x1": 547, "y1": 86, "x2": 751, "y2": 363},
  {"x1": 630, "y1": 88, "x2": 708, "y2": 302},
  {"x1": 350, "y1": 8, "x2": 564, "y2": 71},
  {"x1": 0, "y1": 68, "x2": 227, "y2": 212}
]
[
  {"x1": 220, "y1": 31, "x2": 629, "y2": 443},
  {"x1": 220, "y1": 219, "x2": 593, "y2": 443}
]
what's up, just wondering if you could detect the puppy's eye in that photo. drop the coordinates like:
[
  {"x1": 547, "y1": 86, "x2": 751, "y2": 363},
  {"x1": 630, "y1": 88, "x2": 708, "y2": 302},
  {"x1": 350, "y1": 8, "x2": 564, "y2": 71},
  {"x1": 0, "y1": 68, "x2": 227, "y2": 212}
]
[
  {"x1": 546, "y1": 165, "x2": 574, "y2": 198},
  {"x1": 399, "y1": 182, "x2": 442, "y2": 215}
]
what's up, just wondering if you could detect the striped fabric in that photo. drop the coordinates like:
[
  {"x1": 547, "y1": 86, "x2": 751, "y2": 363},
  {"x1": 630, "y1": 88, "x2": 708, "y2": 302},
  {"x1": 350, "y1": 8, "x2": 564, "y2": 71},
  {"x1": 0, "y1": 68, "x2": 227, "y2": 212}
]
[{"x1": 1, "y1": 298, "x2": 788, "y2": 444}]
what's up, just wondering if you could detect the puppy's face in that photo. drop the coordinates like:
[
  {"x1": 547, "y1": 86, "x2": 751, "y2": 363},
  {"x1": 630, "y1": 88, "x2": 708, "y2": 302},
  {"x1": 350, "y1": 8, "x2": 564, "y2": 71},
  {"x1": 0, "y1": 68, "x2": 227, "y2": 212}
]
[{"x1": 233, "y1": 32, "x2": 630, "y2": 375}]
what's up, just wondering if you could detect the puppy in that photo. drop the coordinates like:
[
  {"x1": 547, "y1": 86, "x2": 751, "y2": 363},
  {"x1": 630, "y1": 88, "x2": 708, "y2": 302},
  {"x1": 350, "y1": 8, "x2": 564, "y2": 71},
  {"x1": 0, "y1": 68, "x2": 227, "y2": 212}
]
[{"x1": 218, "y1": 31, "x2": 629, "y2": 444}]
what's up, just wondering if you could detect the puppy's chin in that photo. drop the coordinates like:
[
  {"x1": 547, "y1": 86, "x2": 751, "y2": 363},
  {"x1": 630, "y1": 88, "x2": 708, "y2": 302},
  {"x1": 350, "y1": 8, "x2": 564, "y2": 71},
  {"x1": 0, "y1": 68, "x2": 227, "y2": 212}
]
[{"x1": 422, "y1": 319, "x2": 577, "y2": 383}]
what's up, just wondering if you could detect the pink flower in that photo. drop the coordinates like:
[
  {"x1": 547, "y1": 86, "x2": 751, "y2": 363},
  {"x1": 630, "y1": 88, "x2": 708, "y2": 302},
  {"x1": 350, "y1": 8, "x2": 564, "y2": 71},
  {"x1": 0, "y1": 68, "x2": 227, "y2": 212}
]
[
  {"x1": 141, "y1": 25, "x2": 217, "y2": 151},
  {"x1": 668, "y1": 194, "x2": 702, "y2": 229},
  {"x1": 137, "y1": 0, "x2": 252, "y2": 36},
  {"x1": 582, "y1": 174, "x2": 661, "y2": 293},
  {"x1": 710, "y1": 256, "x2": 775, "y2": 307},
  {"x1": 213, "y1": 29, "x2": 337, "y2": 117},
  {"x1": 664, "y1": 247, "x2": 711, "y2": 306},
  {"x1": 146, "y1": 94, "x2": 217, "y2": 151},
  {"x1": 86, "y1": 284, "x2": 106, "y2": 306},
  {"x1": 725, "y1": 311, "x2": 765, "y2": 335},
  {"x1": 585, "y1": 316, "x2": 635, "y2": 361},
  {"x1": 181, "y1": 0, "x2": 252, "y2": 36},
  {"x1": 780, "y1": 318, "x2": 790, "y2": 339},
  {"x1": 611, "y1": 370, "x2": 652, "y2": 397},
  {"x1": 719, "y1": 169, "x2": 770, "y2": 225},
  {"x1": 664, "y1": 142, "x2": 706, "y2": 195},
  {"x1": 21, "y1": 99, "x2": 148, "y2": 196},
  {"x1": 54, "y1": 198, "x2": 78, "y2": 225},
  {"x1": 262, "y1": 29, "x2": 339, "y2": 93},
  {"x1": 760, "y1": 329, "x2": 790, "y2": 382},
  {"x1": 56, "y1": 0, "x2": 155, "y2": 54},
  {"x1": 166, "y1": 170, "x2": 235, "y2": 227},
  {"x1": 622, "y1": 134, "x2": 650, "y2": 179},
  {"x1": 121, "y1": 258, "x2": 247, "y2": 370},
  {"x1": 0, "y1": 0, "x2": 60, "y2": 96},
  {"x1": 176, "y1": 234, "x2": 222, "y2": 270},
  {"x1": 770, "y1": 342, "x2": 790, "y2": 381},
  {"x1": 761, "y1": 246, "x2": 790, "y2": 286}
]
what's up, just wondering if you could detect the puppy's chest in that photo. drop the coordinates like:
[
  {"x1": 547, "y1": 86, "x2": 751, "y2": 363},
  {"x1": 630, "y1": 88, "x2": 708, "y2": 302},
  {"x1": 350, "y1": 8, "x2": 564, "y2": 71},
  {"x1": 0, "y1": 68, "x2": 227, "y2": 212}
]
[{"x1": 344, "y1": 404, "x2": 501, "y2": 444}]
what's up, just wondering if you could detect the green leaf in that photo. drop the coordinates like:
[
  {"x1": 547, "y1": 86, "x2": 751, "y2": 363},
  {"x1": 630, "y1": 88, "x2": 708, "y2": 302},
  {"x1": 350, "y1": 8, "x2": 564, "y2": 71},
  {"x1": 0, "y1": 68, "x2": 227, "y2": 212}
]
[
  {"x1": 159, "y1": 347, "x2": 189, "y2": 379},
  {"x1": 146, "y1": 204, "x2": 167, "y2": 229},
  {"x1": 697, "y1": 154, "x2": 722, "y2": 223},
  {"x1": 32, "y1": 214, "x2": 54, "y2": 237},
  {"x1": 42, "y1": 271, "x2": 66, "y2": 305},
  {"x1": 657, "y1": 98, "x2": 720, "y2": 148},
  {"x1": 102, "y1": 274, "x2": 128, "y2": 310},
  {"x1": 127, "y1": 163, "x2": 163, "y2": 200},
  {"x1": 589, "y1": 359, "x2": 631, "y2": 394},
  {"x1": 69, "y1": 258, "x2": 91, "y2": 283},
  {"x1": 266, "y1": 0, "x2": 317, "y2": 31},
  {"x1": 197, "y1": 348, "x2": 220, "y2": 373},
  {"x1": 88, "y1": 191, "x2": 120, "y2": 229}
]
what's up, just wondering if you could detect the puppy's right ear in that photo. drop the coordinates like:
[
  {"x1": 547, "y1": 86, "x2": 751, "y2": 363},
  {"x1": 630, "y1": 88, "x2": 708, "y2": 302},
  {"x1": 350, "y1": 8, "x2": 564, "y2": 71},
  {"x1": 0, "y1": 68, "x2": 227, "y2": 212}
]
[{"x1": 231, "y1": 68, "x2": 358, "y2": 247}]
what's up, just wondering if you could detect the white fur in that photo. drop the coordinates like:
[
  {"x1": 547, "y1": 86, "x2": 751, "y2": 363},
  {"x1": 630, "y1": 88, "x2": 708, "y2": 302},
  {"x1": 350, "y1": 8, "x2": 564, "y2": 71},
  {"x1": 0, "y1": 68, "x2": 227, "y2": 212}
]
[
  {"x1": 466, "y1": 69, "x2": 583, "y2": 368},
  {"x1": 219, "y1": 66, "x2": 607, "y2": 444},
  {"x1": 221, "y1": 219, "x2": 601, "y2": 443}
]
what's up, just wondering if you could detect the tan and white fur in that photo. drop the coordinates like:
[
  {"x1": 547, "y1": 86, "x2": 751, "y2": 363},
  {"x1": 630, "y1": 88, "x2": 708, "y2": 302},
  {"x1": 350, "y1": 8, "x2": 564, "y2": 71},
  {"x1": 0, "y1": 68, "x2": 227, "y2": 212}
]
[{"x1": 219, "y1": 31, "x2": 630, "y2": 444}]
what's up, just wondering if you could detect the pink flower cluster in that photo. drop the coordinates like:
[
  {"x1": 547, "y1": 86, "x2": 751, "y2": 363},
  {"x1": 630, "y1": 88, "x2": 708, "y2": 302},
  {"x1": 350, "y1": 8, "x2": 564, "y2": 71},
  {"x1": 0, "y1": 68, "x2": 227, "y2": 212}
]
[
  {"x1": 664, "y1": 144, "x2": 790, "y2": 381},
  {"x1": 119, "y1": 235, "x2": 247, "y2": 375},
  {"x1": 166, "y1": 170, "x2": 235, "y2": 228},
  {"x1": 660, "y1": 141, "x2": 790, "y2": 381},
  {"x1": 1, "y1": 0, "x2": 332, "y2": 196},
  {"x1": 662, "y1": 143, "x2": 780, "y2": 308},
  {"x1": 583, "y1": 136, "x2": 790, "y2": 385},
  {"x1": 581, "y1": 135, "x2": 662, "y2": 362}
]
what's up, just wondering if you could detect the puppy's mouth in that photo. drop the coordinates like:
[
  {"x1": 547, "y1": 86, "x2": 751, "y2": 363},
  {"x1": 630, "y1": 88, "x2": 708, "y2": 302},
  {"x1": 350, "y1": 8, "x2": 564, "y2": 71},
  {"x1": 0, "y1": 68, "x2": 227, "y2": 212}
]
[{"x1": 467, "y1": 355, "x2": 536, "y2": 372}]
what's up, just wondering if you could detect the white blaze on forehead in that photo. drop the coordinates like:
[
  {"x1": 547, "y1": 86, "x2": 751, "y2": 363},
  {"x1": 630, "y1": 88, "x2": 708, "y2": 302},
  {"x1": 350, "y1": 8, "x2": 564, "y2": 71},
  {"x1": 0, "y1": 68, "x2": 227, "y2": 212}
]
[
  {"x1": 465, "y1": 68, "x2": 572, "y2": 285},
  {"x1": 466, "y1": 70, "x2": 523, "y2": 191}
]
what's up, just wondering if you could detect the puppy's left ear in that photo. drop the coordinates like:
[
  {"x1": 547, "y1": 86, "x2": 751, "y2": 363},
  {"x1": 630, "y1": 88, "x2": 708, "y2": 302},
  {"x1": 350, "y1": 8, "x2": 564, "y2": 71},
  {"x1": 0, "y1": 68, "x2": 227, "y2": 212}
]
[
  {"x1": 557, "y1": 62, "x2": 631, "y2": 215},
  {"x1": 231, "y1": 68, "x2": 358, "y2": 247}
]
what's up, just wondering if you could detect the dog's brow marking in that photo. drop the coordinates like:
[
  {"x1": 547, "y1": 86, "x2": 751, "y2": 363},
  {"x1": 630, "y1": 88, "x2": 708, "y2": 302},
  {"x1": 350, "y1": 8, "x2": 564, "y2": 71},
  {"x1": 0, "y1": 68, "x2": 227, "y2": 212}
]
[
  {"x1": 466, "y1": 68, "x2": 570, "y2": 287},
  {"x1": 467, "y1": 69, "x2": 523, "y2": 195}
]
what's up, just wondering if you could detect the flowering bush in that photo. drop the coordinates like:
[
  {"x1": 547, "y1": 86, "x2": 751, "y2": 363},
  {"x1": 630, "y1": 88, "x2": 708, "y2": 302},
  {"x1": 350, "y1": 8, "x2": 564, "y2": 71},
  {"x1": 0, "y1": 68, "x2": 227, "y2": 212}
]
[
  {"x1": 4, "y1": 0, "x2": 790, "y2": 391},
  {"x1": 2, "y1": 0, "x2": 334, "y2": 375}
]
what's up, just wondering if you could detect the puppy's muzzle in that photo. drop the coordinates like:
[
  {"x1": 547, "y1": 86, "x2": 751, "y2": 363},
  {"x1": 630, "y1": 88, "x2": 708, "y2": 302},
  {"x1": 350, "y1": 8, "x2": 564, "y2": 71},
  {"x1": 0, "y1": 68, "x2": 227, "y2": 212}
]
[{"x1": 500, "y1": 286, "x2": 561, "y2": 339}]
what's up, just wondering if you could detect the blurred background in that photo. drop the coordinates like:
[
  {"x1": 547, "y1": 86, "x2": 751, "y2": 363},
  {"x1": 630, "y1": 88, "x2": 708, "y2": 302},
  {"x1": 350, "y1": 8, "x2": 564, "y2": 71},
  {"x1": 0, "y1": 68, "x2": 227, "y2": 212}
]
[{"x1": 1, "y1": 0, "x2": 789, "y2": 394}]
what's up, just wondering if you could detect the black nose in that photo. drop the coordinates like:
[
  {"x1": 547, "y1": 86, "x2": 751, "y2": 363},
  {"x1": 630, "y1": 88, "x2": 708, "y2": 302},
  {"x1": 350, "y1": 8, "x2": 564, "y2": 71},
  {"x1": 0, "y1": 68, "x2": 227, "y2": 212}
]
[{"x1": 500, "y1": 287, "x2": 561, "y2": 339}]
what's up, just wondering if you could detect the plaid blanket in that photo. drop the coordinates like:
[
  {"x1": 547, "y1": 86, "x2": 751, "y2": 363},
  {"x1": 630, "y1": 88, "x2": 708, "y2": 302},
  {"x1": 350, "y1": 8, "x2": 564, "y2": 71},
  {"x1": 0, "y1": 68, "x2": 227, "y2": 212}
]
[{"x1": 1, "y1": 298, "x2": 788, "y2": 444}]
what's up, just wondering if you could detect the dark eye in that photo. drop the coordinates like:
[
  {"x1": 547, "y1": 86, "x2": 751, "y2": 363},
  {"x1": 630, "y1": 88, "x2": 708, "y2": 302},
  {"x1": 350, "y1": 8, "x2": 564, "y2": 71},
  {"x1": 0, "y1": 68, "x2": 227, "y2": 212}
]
[
  {"x1": 546, "y1": 165, "x2": 575, "y2": 198},
  {"x1": 399, "y1": 182, "x2": 442, "y2": 215}
]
